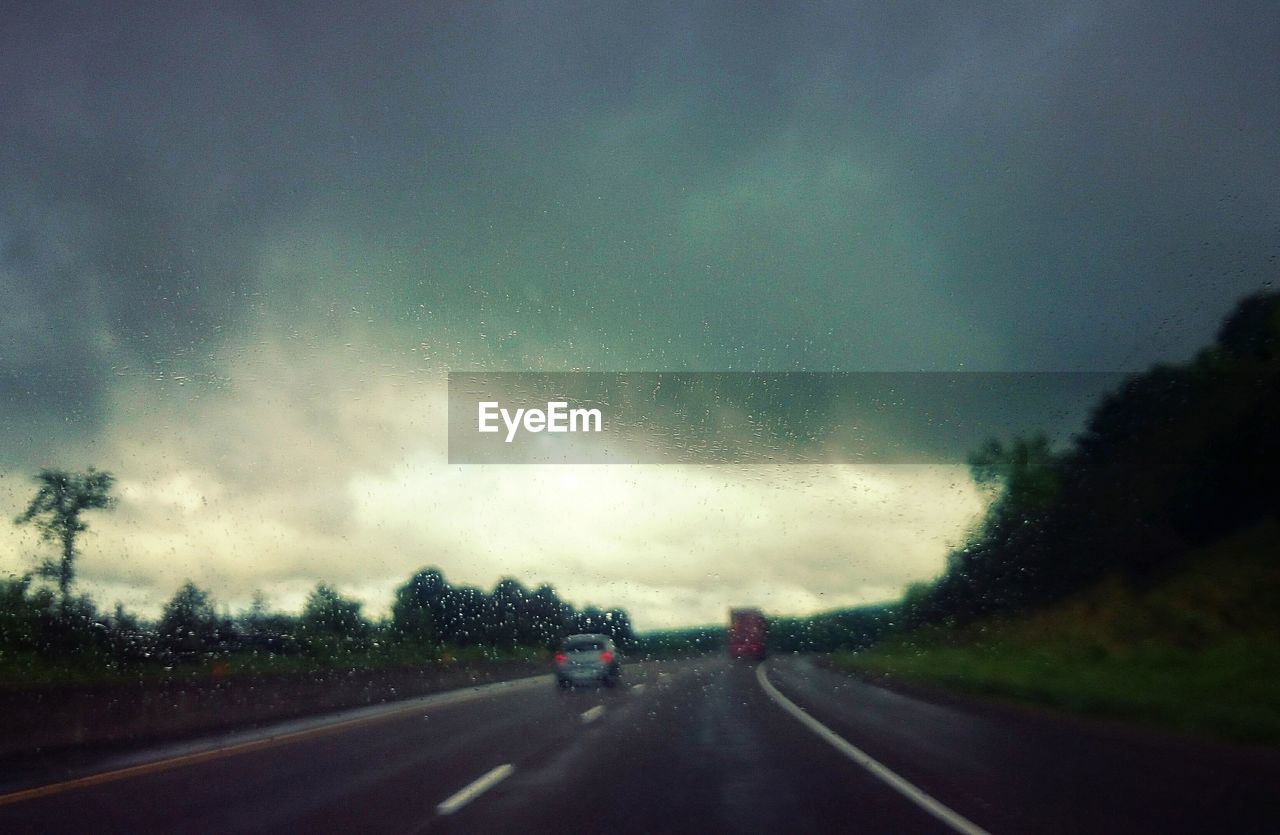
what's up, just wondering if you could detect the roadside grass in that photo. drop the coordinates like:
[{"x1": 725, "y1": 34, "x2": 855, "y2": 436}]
[
  {"x1": 832, "y1": 637, "x2": 1280, "y2": 744},
  {"x1": 0, "y1": 643, "x2": 549, "y2": 687},
  {"x1": 0, "y1": 648, "x2": 138, "y2": 687},
  {"x1": 833, "y1": 520, "x2": 1280, "y2": 746},
  {"x1": 225, "y1": 642, "x2": 547, "y2": 676}
]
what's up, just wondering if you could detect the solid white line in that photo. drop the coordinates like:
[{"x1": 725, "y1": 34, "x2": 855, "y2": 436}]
[
  {"x1": 580, "y1": 705, "x2": 606, "y2": 724},
  {"x1": 436, "y1": 763, "x2": 515, "y2": 816},
  {"x1": 756, "y1": 663, "x2": 991, "y2": 835}
]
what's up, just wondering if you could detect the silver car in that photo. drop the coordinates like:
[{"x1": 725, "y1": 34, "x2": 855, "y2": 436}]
[{"x1": 554, "y1": 633, "x2": 621, "y2": 688}]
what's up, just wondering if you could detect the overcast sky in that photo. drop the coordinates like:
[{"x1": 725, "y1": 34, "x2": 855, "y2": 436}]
[{"x1": 2, "y1": 2, "x2": 1277, "y2": 627}]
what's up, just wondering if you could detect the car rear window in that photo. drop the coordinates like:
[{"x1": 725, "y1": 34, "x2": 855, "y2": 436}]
[{"x1": 564, "y1": 639, "x2": 607, "y2": 652}]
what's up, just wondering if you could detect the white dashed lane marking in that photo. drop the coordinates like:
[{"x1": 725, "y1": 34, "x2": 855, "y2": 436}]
[{"x1": 436, "y1": 764, "x2": 515, "y2": 816}]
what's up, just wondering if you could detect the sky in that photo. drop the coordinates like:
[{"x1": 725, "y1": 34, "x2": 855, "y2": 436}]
[{"x1": 2, "y1": 2, "x2": 1278, "y2": 628}]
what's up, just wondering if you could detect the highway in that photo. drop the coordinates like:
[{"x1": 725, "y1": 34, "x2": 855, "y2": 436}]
[{"x1": 1, "y1": 656, "x2": 1278, "y2": 834}]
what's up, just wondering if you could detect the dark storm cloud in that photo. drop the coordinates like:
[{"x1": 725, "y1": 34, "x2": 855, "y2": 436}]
[
  {"x1": 671, "y1": 1, "x2": 1280, "y2": 370},
  {"x1": 0, "y1": 3, "x2": 669, "y2": 443},
  {"x1": 4, "y1": 2, "x2": 1277, "y2": 625},
  {"x1": 2, "y1": 4, "x2": 284, "y2": 459},
  {"x1": 3, "y1": 1, "x2": 1278, "y2": 464}
]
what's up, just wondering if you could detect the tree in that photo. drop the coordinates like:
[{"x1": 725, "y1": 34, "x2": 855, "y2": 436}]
[
  {"x1": 967, "y1": 434, "x2": 1060, "y2": 516},
  {"x1": 1216, "y1": 289, "x2": 1280, "y2": 360},
  {"x1": 527, "y1": 584, "x2": 566, "y2": 648},
  {"x1": 602, "y1": 608, "x2": 635, "y2": 650},
  {"x1": 391, "y1": 568, "x2": 448, "y2": 647},
  {"x1": 245, "y1": 590, "x2": 270, "y2": 628},
  {"x1": 237, "y1": 591, "x2": 301, "y2": 655},
  {"x1": 15, "y1": 468, "x2": 116, "y2": 618},
  {"x1": 300, "y1": 584, "x2": 369, "y2": 652},
  {"x1": 0, "y1": 575, "x2": 53, "y2": 654},
  {"x1": 159, "y1": 581, "x2": 219, "y2": 657},
  {"x1": 445, "y1": 585, "x2": 488, "y2": 645},
  {"x1": 488, "y1": 578, "x2": 530, "y2": 648}
]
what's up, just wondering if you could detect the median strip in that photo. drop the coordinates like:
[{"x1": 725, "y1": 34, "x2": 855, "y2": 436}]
[
  {"x1": 756, "y1": 662, "x2": 991, "y2": 835},
  {"x1": 436, "y1": 763, "x2": 515, "y2": 816}
]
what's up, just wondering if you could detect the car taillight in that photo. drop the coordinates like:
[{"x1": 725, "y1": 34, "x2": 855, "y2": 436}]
[
  {"x1": 600, "y1": 650, "x2": 613, "y2": 663},
  {"x1": 554, "y1": 652, "x2": 566, "y2": 664}
]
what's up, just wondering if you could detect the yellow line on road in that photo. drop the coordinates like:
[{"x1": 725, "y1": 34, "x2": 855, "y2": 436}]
[
  {"x1": 0, "y1": 675, "x2": 545, "y2": 808},
  {"x1": 0, "y1": 728, "x2": 325, "y2": 807}
]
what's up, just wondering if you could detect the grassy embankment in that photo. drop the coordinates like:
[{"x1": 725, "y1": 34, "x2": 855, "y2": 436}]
[
  {"x1": 832, "y1": 520, "x2": 1280, "y2": 744},
  {"x1": 0, "y1": 643, "x2": 549, "y2": 687}
]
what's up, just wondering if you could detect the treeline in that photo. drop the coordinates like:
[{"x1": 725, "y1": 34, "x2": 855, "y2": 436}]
[
  {"x1": 388, "y1": 568, "x2": 634, "y2": 652},
  {"x1": 0, "y1": 567, "x2": 634, "y2": 677},
  {"x1": 757, "y1": 291, "x2": 1280, "y2": 652},
  {"x1": 624, "y1": 608, "x2": 903, "y2": 658},
  {"x1": 631, "y1": 625, "x2": 724, "y2": 657},
  {"x1": 899, "y1": 290, "x2": 1280, "y2": 630},
  {"x1": 768, "y1": 604, "x2": 898, "y2": 653}
]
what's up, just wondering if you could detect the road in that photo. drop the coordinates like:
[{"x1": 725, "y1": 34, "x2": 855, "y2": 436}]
[{"x1": 1, "y1": 656, "x2": 1278, "y2": 833}]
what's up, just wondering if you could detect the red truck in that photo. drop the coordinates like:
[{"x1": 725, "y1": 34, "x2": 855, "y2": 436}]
[{"x1": 728, "y1": 608, "x2": 767, "y2": 660}]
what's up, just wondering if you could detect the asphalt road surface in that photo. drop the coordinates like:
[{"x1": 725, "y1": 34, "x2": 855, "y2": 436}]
[{"x1": 1, "y1": 656, "x2": 1278, "y2": 834}]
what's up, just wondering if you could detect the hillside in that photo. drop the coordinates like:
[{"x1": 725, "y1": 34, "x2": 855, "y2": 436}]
[
  {"x1": 901, "y1": 291, "x2": 1280, "y2": 629},
  {"x1": 834, "y1": 519, "x2": 1280, "y2": 743},
  {"x1": 826, "y1": 291, "x2": 1280, "y2": 744}
]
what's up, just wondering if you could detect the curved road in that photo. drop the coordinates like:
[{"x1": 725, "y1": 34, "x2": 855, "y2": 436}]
[{"x1": 1, "y1": 656, "x2": 1277, "y2": 833}]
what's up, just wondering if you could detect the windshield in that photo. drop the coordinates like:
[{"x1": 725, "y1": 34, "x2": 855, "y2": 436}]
[{"x1": 2, "y1": 3, "x2": 1278, "y2": 833}]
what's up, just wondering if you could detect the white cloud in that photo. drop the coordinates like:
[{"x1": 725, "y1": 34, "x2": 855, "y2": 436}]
[{"x1": 0, "y1": 330, "x2": 988, "y2": 629}]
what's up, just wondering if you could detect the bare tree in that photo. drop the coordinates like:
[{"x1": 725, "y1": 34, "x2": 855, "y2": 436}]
[{"x1": 14, "y1": 468, "x2": 116, "y2": 618}]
